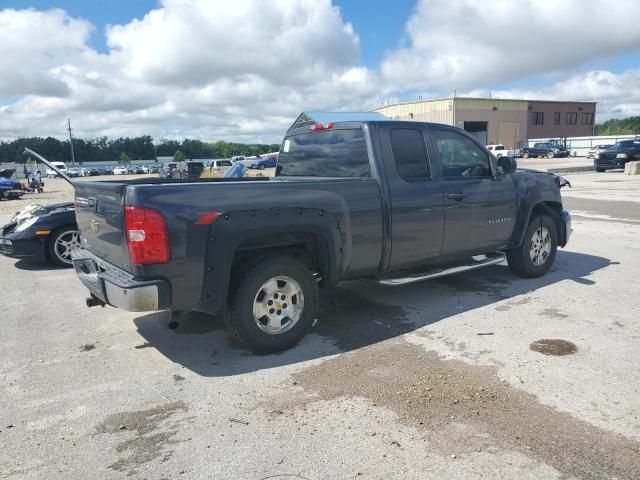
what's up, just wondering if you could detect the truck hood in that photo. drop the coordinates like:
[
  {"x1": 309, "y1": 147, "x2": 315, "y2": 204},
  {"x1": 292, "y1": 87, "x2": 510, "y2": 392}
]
[{"x1": 513, "y1": 168, "x2": 569, "y2": 195}]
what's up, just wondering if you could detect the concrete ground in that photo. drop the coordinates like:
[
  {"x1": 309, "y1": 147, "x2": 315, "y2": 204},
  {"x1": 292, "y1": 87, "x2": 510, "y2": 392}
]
[
  {"x1": 517, "y1": 156, "x2": 594, "y2": 173},
  {"x1": 1, "y1": 171, "x2": 639, "y2": 479}
]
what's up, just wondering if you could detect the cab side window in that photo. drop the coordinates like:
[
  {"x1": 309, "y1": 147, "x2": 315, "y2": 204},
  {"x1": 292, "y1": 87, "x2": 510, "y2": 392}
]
[
  {"x1": 433, "y1": 129, "x2": 492, "y2": 178},
  {"x1": 390, "y1": 128, "x2": 431, "y2": 181}
]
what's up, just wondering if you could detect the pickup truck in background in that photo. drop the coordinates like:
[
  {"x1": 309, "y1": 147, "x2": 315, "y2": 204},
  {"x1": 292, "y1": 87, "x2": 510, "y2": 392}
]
[
  {"x1": 593, "y1": 139, "x2": 640, "y2": 172},
  {"x1": 52, "y1": 119, "x2": 571, "y2": 353},
  {"x1": 521, "y1": 142, "x2": 570, "y2": 159},
  {"x1": 486, "y1": 144, "x2": 515, "y2": 158}
]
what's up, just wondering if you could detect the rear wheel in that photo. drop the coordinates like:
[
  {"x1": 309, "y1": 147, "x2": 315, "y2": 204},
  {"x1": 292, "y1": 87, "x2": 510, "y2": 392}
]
[
  {"x1": 523, "y1": 152, "x2": 529, "y2": 159},
  {"x1": 547, "y1": 151, "x2": 554, "y2": 159},
  {"x1": 507, "y1": 214, "x2": 557, "y2": 278},
  {"x1": 48, "y1": 226, "x2": 80, "y2": 267},
  {"x1": 225, "y1": 255, "x2": 318, "y2": 353}
]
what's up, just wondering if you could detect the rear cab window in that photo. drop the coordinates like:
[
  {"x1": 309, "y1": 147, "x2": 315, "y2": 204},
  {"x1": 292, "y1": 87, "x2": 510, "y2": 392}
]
[
  {"x1": 390, "y1": 128, "x2": 431, "y2": 181},
  {"x1": 277, "y1": 128, "x2": 370, "y2": 177}
]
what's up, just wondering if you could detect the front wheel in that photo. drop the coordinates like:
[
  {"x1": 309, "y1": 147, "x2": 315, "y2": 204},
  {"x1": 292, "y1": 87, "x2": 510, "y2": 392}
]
[
  {"x1": 225, "y1": 255, "x2": 319, "y2": 353},
  {"x1": 48, "y1": 226, "x2": 81, "y2": 267},
  {"x1": 523, "y1": 152, "x2": 529, "y2": 159},
  {"x1": 507, "y1": 214, "x2": 558, "y2": 278},
  {"x1": 547, "y1": 151, "x2": 554, "y2": 159}
]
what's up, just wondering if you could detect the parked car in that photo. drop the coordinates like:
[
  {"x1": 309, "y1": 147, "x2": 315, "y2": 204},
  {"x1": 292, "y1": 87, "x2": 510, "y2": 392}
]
[
  {"x1": 129, "y1": 165, "x2": 145, "y2": 175},
  {"x1": 93, "y1": 167, "x2": 111, "y2": 176},
  {"x1": 148, "y1": 164, "x2": 162, "y2": 174},
  {"x1": 521, "y1": 142, "x2": 570, "y2": 159},
  {"x1": 231, "y1": 155, "x2": 246, "y2": 163},
  {"x1": 0, "y1": 169, "x2": 24, "y2": 200},
  {"x1": 176, "y1": 161, "x2": 204, "y2": 179},
  {"x1": 46, "y1": 162, "x2": 68, "y2": 178},
  {"x1": 249, "y1": 156, "x2": 278, "y2": 170},
  {"x1": 0, "y1": 202, "x2": 79, "y2": 267},
  {"x1": 113, "y1": 166, "x2": 128, "y2": 175},
  {"x1": 159, "y1": 162, "x2": 178, "y2": 178},
  {"x1": 206, "y1": 160, "x2": 233, "y2": 176},
  {"x1": 66, "y1": 119, "x2": 572, "y2": 354},
  {"x1": 594, "y1": 139, "x2": 640, "y2": 172},
  {"x1": 486, "y1": 144, "x2": 514, "y2": 158},
  {"x1": 587, "y1": 144, "x2": 614, "y2": 159},
  {"x1": 66, "y1": 167, "x2": 82, "y2": 177}
]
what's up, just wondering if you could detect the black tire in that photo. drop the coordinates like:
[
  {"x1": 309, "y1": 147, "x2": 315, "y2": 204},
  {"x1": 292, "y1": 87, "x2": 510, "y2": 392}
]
[
  {"x1": 47, "y1": 226, "x2": 80, "y2": 267},
  {"x1": 507, "y1": 214, "x2": 558, "y2": 278},
  {"x1": 224, "y1": 255, "x2": 319, "y2": 353},
  {"x1": 595, "y1": 167, "x2": 605, "y2": 173}
]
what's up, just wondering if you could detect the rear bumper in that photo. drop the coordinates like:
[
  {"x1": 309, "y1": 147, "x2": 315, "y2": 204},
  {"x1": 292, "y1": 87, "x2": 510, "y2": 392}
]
[{"x1": 71, "y1": 248, "x2": 170, "y2": 312}]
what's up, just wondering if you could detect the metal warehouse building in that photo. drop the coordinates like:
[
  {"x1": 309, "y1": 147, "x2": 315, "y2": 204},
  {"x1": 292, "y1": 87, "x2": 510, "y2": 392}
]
[{"x1": 373, "y1": 97, "x2": 597, "y2": 149}]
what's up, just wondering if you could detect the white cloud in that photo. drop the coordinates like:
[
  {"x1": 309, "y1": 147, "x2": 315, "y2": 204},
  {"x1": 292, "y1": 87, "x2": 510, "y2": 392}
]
[
  {"x1": 381, "y1": 0, "x2": 640, "y2": 92},
  {"x1": 0, "y1": 8, "x2": 93, "y2": 97},
  {"x1": 1, "y1": 0, "x2": 640, "y2": 143}
]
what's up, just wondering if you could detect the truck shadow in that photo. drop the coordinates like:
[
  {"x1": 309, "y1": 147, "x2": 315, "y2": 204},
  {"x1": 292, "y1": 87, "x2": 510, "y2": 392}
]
[{"x1": 133, "y1": 250, "x2": 614, "y2": 377}]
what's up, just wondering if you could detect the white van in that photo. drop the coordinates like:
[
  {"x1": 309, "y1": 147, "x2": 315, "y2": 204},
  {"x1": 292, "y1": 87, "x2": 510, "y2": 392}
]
[{"x1": 46, "y1": 162, "x2": 68, "y2": 178}]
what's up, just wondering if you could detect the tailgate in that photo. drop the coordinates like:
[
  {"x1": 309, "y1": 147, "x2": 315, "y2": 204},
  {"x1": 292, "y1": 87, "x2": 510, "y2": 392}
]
[{"x1": 74, "y1": 182, "x2": 130, "y2": 269}]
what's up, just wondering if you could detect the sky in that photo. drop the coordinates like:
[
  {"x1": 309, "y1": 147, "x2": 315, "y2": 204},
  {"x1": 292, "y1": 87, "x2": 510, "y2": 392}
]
[{"x1": 0, "y1": 0, "x2": 639, "y2": 143}]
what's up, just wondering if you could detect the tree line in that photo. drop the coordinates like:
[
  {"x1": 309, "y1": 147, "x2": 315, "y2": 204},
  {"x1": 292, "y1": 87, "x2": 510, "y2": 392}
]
[
  {"x1": 595, "y1": 116, "x2": 640, "y2": 136},
  {"x1": 0, "y1": 136, "x2": 280, "y2": 164}
]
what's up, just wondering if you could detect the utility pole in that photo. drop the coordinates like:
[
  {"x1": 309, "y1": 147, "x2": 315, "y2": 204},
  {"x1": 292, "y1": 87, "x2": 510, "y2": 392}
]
[{"x1": 67, "y1": 118, "x2": 76, "y2": 166}]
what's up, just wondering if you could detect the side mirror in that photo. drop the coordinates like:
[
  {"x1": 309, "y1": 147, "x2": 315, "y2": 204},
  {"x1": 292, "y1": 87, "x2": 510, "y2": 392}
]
[{"x1": 497, "y1": 156, "x2": 517, "y2": 174}]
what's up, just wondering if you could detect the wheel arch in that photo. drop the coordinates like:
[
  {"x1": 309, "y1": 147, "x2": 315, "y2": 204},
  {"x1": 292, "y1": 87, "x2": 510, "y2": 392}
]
[
  {"x1": 513, "y1": 201, "x2": 566, "y2": 248},
  {"x1": 197, "y1": 207, "x2": 344, "y2": 315}
]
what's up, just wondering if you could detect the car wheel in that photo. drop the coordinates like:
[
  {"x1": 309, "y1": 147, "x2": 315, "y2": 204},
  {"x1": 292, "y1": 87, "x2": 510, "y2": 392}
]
[
  {"x1": 507, "y1": 214, "x2": 558, "y2": 278},
  {"x1": 523, "y1": 152, "x2": 529, "y2": 159},
  {"x1": 547, "y1": 152, "x2": 554, "y2": 159},
  {"x1": 48, "y1": 226, "x2": 80, "y2": 267},
  {"x1": 595, "y1": 167, "x2": 605, "y2": 173},
  {"x1": 224, "y1": 255, "x2": 318, "y2": 353}
]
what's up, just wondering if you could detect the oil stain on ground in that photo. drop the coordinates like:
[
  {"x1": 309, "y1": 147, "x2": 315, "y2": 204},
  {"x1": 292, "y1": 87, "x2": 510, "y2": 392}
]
[
  {"x1": 268, "y1": 340, "x2": 639, "y2": 480},
  {"x1": 95, "y1": 401, "x2": 188, "y2": 473},
  {"x1": 530, "y1": 339, "x2": 577, "y2": 356}
]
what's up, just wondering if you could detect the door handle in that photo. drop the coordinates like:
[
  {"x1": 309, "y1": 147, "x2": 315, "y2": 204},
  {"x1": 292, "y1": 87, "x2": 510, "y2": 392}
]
[{"x1": 447, "y1": 191, "x2": 465, "y2": 201}]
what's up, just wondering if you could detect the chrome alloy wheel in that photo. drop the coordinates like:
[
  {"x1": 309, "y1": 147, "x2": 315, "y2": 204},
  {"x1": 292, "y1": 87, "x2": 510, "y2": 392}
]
[
  {"x1": 529, "y1": 226, "x2": 551, "y2": 266},
  {"x1": 252, "y1": 276, "x2": 305, "y2": 335},
  {"x1": 54, "y1": 230, "x2": 80, "y2": 265}
]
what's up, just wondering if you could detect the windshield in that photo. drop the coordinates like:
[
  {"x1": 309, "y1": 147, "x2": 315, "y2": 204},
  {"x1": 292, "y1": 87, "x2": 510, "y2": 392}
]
[
  {"x1": 611, "y1": 141, "x2": 634, "y2": 150},
  {"x1": 278, "y1": 128, "x2": 370, "y2": 177}
]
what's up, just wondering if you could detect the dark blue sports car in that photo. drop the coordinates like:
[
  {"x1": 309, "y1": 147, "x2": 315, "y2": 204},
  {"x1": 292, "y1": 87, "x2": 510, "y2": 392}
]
[
  {"x1": 249, "y1": 156, "x2": 278, "y2": 170},
  {"x1": 0, "y1": 202, "x2": 79, "y2": 267}
]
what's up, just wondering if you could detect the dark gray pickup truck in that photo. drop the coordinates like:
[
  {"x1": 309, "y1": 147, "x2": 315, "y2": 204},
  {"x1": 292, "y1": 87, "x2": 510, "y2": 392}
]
[{"x1": 67, "y1": 120, "x2": 571, "y2": 352}]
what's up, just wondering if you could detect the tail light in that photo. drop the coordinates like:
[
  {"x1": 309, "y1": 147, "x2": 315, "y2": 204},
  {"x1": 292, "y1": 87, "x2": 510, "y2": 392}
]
[
  {"x1": 124, "y1": 206, "x2": 170, "y2": 265},
  {"x1": 310, "y1": 122, "x2": 334, "y2": 131}
]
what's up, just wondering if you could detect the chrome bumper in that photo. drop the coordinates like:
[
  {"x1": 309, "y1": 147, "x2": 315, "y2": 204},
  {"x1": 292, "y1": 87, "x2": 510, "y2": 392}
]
[{"x1": 71, "y1": 249, "x2": 169, "y2": 312}]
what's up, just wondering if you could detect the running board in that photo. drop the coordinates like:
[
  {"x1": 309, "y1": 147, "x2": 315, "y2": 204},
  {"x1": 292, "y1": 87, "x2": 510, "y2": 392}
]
[{"x1": 378, "y1": 253, "x2": 506, "y2": 286}]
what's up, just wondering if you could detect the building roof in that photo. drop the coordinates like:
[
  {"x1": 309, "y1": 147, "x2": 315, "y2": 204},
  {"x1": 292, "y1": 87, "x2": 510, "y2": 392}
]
[
  {"x1": 289, "y1": 111, "x2": 387, "y2": 130},
  {"x1": 373, "y1": 96, "x2": 597, "y2": 110}
]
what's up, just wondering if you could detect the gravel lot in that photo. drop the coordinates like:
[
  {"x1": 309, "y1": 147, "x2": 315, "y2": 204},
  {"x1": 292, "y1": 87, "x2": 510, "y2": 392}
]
[{"x1": 1, "y1": 171, "x2": 639, "y2": 479}]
